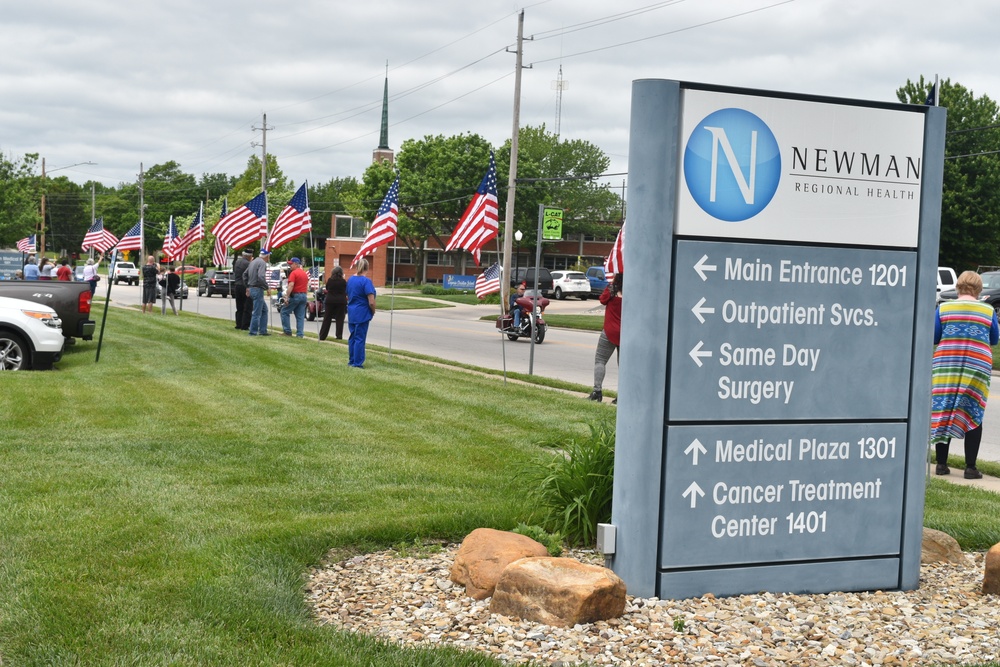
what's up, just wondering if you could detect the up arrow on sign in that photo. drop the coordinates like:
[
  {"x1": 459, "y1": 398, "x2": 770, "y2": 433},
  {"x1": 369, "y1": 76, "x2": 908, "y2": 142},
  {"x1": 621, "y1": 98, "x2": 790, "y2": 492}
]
[{"x1": 682, "y1": 481, "x2": 705, "y2": 509}]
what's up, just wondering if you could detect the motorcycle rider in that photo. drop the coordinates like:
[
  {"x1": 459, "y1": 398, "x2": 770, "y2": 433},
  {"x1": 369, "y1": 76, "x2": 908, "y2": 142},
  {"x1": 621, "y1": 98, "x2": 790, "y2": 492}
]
[{"x1": 509, "y1": 282, "x2": 526, "y2": 330}]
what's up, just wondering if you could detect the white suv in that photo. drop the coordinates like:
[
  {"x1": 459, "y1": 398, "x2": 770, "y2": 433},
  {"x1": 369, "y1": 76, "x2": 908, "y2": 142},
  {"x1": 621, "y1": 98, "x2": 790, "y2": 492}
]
[
  {"x1": 0, "y1": 297, "x2": 65, "y2": 370},
  {"x1": 549, "y1": 270, "x2": 591, "y2": 300}
]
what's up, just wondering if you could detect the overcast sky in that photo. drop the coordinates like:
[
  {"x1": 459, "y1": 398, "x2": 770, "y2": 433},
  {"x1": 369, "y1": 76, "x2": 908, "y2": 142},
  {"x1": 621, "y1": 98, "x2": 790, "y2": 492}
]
[{"x1": 2, "y1": 0, "x2": 997, "y2": 196}]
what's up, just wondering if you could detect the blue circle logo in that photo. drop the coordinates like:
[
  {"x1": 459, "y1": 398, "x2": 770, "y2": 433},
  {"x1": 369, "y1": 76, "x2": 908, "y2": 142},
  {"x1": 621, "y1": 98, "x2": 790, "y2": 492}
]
[{"x1": 683, "y1": 108, "x2": 781, "y2": 222}]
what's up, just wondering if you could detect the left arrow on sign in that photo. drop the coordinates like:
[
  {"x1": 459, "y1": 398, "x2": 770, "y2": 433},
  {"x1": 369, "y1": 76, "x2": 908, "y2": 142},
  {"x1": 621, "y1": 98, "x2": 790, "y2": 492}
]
[
  {"x1": 689, "y1": 341, "x2": 713, "y2": 367},
  {"x1": 691, "y1": 297, "x2": 714, "y2": 324}
]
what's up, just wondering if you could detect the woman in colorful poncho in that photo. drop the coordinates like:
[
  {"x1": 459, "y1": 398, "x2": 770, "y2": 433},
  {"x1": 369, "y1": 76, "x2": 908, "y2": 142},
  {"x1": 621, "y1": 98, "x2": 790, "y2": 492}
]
[{"x1": 931, "y1": 270, "x2": 1000, "y2": 479}]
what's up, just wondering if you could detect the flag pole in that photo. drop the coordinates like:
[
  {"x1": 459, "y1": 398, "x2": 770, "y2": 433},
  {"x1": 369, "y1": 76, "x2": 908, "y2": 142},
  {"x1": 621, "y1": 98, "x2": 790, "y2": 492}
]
[
  {"x1": 388, "y1": 246, "x2": 397, "y2": 361},
  {"x1": 495, "y1": 236, "x2": 508, "y2": 385}
]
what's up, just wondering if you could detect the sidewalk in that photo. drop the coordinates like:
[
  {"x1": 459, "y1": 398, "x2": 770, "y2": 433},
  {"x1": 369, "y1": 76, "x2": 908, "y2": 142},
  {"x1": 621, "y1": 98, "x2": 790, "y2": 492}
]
[{"x1": 931, "y1": 465, "x2": 1000, "y2": 493}]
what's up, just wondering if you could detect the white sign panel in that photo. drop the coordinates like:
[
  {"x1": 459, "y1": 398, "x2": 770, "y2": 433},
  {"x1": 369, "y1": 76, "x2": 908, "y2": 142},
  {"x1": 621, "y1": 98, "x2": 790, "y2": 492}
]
[{"x1": 676, "y1": 90, "x2": 926, "y2": 247}]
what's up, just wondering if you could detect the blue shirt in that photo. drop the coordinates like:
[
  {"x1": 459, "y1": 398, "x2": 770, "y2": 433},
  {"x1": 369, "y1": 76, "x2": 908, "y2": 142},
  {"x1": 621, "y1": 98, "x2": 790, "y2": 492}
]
[
  {"x1": 346, "y1": 275, "x2": 376, "y2": 324},
  {"x1": 23, "y1": 263, "x2": 39, "y2": 280}
]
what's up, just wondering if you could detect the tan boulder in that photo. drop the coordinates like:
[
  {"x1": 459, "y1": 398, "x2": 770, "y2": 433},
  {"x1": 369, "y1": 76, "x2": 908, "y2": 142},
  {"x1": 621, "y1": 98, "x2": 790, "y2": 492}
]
[
  {"x1": 449, "y1": 528, "x2": 549, "y2": 600},
  {"x1": 983, "y1": 543, "x2": 1000, "y2": 595},
  {"x1": 489, "y1": 556, "x2": 626, "y2": 627},
  {"x1": 921, "y1": 527, "x2": 967, "y2": 565}
]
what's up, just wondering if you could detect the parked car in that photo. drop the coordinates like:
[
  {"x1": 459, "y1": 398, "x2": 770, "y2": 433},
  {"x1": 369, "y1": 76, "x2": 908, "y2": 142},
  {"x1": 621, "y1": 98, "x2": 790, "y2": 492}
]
[
  {"x1": 111, "y1": 261, "x2": 139, "y2": 285},
  {"x1": 510, "y1": 267, "x2": 554, "y2": 293},
  {"x1": 937, "y1": 270, "x2": 1000, "y2": 315},
  {"x1": 155, "y1": 282, "x2": 190, "y2": 300},
  {"x1": 0, "y1": 296, "x2": 65, "y2": 370},
  {"x1": 936, "y1": 266, "x2": 957, "y2": 301},
  {"x1": 74, "y1": 266, "x2": 86, "y2": 282},
  {"x1": 198, "y1": 270, "x2": 234, "y2": 297},
  {"x1": 547, "y1": 270, "x2": 590, "y2": 300},
  {"x1": 175, "y1": 265, "x2": 204, "y2": 275},
  {"x1": 586, "y1": 266, "x2": 609, "y2": 297}
]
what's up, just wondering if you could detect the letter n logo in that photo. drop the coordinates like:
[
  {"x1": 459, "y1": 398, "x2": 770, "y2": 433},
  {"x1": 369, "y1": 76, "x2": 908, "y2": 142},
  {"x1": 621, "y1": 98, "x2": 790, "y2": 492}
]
[{"x1": 684, "y1": 108, "x2": 781, "y2": 222}]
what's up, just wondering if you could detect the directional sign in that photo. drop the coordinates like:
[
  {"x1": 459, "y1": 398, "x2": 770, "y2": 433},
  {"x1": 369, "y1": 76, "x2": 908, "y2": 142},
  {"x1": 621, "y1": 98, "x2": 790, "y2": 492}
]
[
  {"x1": 668, "y1": 240, "x2": 917, "y2": 421},
  {"x1": 661, "y1": 423, "x2": 908, "y2": 568}
]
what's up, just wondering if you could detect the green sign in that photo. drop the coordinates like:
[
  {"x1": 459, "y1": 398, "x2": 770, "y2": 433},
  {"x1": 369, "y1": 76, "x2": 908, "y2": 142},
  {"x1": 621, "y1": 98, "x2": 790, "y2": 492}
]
[{"x1": 542, "y1": 207, "x2": 563, "y2": 240}]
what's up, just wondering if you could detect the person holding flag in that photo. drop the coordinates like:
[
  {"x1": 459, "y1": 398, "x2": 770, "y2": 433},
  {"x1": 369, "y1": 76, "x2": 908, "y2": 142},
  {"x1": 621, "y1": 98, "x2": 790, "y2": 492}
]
[{"x1": 141, "y1": 255, "x2": 159, "y2": 314}]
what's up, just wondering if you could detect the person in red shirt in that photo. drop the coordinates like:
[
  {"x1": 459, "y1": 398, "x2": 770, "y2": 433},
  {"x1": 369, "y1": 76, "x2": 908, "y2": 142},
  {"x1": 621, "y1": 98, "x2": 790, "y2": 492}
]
[
  {"x1": 279, "y1": 257, "x2": 310, "y2": 337},
  {"x1": 588, "y1": 272, "x2": 622, "y2": 403},
  {"x1": 55, "y1": 258, "x2": 73, "y2": 281}
]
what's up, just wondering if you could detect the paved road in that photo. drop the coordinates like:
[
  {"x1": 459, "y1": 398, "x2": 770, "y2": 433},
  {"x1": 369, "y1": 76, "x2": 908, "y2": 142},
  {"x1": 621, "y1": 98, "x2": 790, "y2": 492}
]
[{"x1": 101, "y1": 283, "x2": 617, "y2": 393}]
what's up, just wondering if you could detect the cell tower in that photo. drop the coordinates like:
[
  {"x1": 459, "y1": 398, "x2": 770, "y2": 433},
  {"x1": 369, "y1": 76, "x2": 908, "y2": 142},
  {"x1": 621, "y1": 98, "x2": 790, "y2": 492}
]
[{"x1": 551, "y1": 65, "x2": 568, "y2": 140}]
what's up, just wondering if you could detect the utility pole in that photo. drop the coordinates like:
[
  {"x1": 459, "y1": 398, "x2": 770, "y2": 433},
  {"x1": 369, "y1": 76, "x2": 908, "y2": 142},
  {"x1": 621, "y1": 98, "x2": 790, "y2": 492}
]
[
  {"x1": 39, "y1": 158, "x2": 47, "y2": 258},
  {"x1": 138, "y1": 163, "x2": 145, "y2": 260},
  {"x1": 501, "y1": 10, "x2": 529, "y2": 309},
  {"x1": 252, "y1": 113, "x2": 274, "y2": 232}
]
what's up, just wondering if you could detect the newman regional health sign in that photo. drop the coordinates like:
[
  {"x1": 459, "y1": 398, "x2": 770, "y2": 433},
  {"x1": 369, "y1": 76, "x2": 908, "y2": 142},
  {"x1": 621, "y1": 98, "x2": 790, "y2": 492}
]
[{"x1": 609, "y1": 81, "x2": 945, "y2": 599}]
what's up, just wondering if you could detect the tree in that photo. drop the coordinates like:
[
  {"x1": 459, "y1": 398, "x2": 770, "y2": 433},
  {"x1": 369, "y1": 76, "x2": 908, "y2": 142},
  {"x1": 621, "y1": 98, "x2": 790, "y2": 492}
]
[
  {"x1": 496, "y1": 125, "x2": 624, "y2": 248},
  {"x1": 0, "y1": 151, "x2": 40, "y2": 246},
  {"x1": 897, "y1": 77, "x2": 1000, "y2": 270}
]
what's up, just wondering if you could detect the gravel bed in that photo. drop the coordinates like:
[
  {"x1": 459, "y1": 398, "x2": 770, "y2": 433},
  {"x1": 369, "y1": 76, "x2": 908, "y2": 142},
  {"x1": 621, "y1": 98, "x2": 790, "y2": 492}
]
[{"x1": 306, "y1": 545, "x2": 999, "y2": 666}]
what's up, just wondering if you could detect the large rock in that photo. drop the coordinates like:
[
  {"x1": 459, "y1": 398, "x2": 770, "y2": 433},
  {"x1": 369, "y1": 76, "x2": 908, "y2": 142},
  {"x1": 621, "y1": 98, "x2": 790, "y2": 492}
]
[
  {"x1": 449, "y1": 528, "x2": 549, "y2": 600},
  {"x1": 983, "y1": 543, "x2": 1000, "y2": 595},
  {"x1": 489, "y1": 556, "x2": 626, "y2": 627},
  {"x1": 921, "y1": 527, "x2": 967, "y2": 565}
]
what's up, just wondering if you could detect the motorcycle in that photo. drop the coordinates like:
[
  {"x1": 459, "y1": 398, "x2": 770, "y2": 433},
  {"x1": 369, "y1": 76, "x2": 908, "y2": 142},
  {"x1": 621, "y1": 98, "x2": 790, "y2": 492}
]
[
  {"x1": 306, "y1": 287, "x2": 326, "y2": 321},
  {"x1": 496, "y1": 293, "x2": 549, "y2": 343}
]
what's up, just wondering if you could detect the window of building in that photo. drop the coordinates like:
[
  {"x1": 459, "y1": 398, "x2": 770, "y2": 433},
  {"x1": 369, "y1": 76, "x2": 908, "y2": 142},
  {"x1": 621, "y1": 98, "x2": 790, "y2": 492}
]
[
  {"x1": 424, "y1": 251, "x2": 453, "y2": 267},
  {"x1": 335, "y1": 215, "x2": 367, "y2": 238}
]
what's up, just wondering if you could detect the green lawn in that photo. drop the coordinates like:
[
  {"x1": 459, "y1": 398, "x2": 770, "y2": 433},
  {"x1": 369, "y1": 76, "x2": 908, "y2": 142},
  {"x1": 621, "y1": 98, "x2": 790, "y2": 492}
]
[
  {"x1": 0, "y1": 305, "x2": 607, "y2": 665},
  {"x1": 1, "y1": 304, "x2": 998, "y2": 664}
]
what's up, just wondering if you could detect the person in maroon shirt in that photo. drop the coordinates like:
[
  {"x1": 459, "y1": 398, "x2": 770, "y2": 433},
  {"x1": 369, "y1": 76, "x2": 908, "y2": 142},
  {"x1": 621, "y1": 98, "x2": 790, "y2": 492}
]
[
  {"x1": 279, "y1": 257, "x2": 310, "y2": 337},
  {"x1": 588, "y1": 272, "x2": 623, "y2": 403},
  {"x1": 55, "y1": 258, "x2": 73, "y2": 281}
]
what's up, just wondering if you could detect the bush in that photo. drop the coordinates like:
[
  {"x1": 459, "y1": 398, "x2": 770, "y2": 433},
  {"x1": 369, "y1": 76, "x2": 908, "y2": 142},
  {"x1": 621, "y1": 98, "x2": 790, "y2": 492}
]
[
  {"x1": 528, "y1": 416, "x2": 615, "y2": 547},
  {"x1": 512, "y1": 523, "x2": 563, "y2": 556}
]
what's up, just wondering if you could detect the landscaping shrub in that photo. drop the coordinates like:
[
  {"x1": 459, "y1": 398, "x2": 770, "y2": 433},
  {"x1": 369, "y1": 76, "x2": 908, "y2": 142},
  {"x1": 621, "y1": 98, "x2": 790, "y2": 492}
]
[{"x1": 528, "y1": 416, "x2": 615, "y2": 547}]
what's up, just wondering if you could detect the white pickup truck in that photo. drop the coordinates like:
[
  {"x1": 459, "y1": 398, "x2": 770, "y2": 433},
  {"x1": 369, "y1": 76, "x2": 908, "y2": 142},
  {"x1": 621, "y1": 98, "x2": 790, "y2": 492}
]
[{"x1": 112, "y1": 261, "x2": 139, "y2": 285}]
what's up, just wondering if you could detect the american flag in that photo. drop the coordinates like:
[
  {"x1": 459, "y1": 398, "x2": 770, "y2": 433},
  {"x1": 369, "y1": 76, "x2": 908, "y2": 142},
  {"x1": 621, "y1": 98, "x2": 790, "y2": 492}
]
[
  {"x1": 117, "y1": 221, "x2": 143, "y2": 252},
  {"x1": 212, "y1": 199, "x2": 229, "y2": 267},
  {"x1": 265, "y1": 183, "x2": 312, "y2": 251},
  {"x1": 213, "y1": 237, "x2": 228, "y2": 268},
  {"x1": 307, "y1": 266, "x2": 321, "y2": 291},
  {"x1": 213, "y1": 192, "x2": 268, "y2": 250},
  {"x1": 604, "y1": 222, "x2": 624, "y2": 278},
  {"x1": 351, "y1": 175, "x2": 399, "y2": 269},
  {"x1": 173, "y1": 204, "x2": 205, "y2": 258},
  {"x1": 16, "y1": 234, "x2": 36, "y2": 253},
  {"x1": 475, "y1": 262, "x2": 502, "y2": 299},
  {"x1": 162, "y1": 216, "x2": 179, "y2": 260},
  {"x1": 82, "y1": 218, "x2": 119, "y2": 253},
  {"x1": 266, "y1": 268, "x2": 283, "y2": 291},
  {"x1": 445, "y1": 151, "x2": 499, "y2": 266}
]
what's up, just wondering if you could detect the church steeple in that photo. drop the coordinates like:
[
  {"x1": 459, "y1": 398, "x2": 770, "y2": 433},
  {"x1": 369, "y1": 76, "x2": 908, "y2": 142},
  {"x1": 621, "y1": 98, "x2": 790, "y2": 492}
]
[{"x1": 373, "y1": 66, "x2": 394, "y2": 164}]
